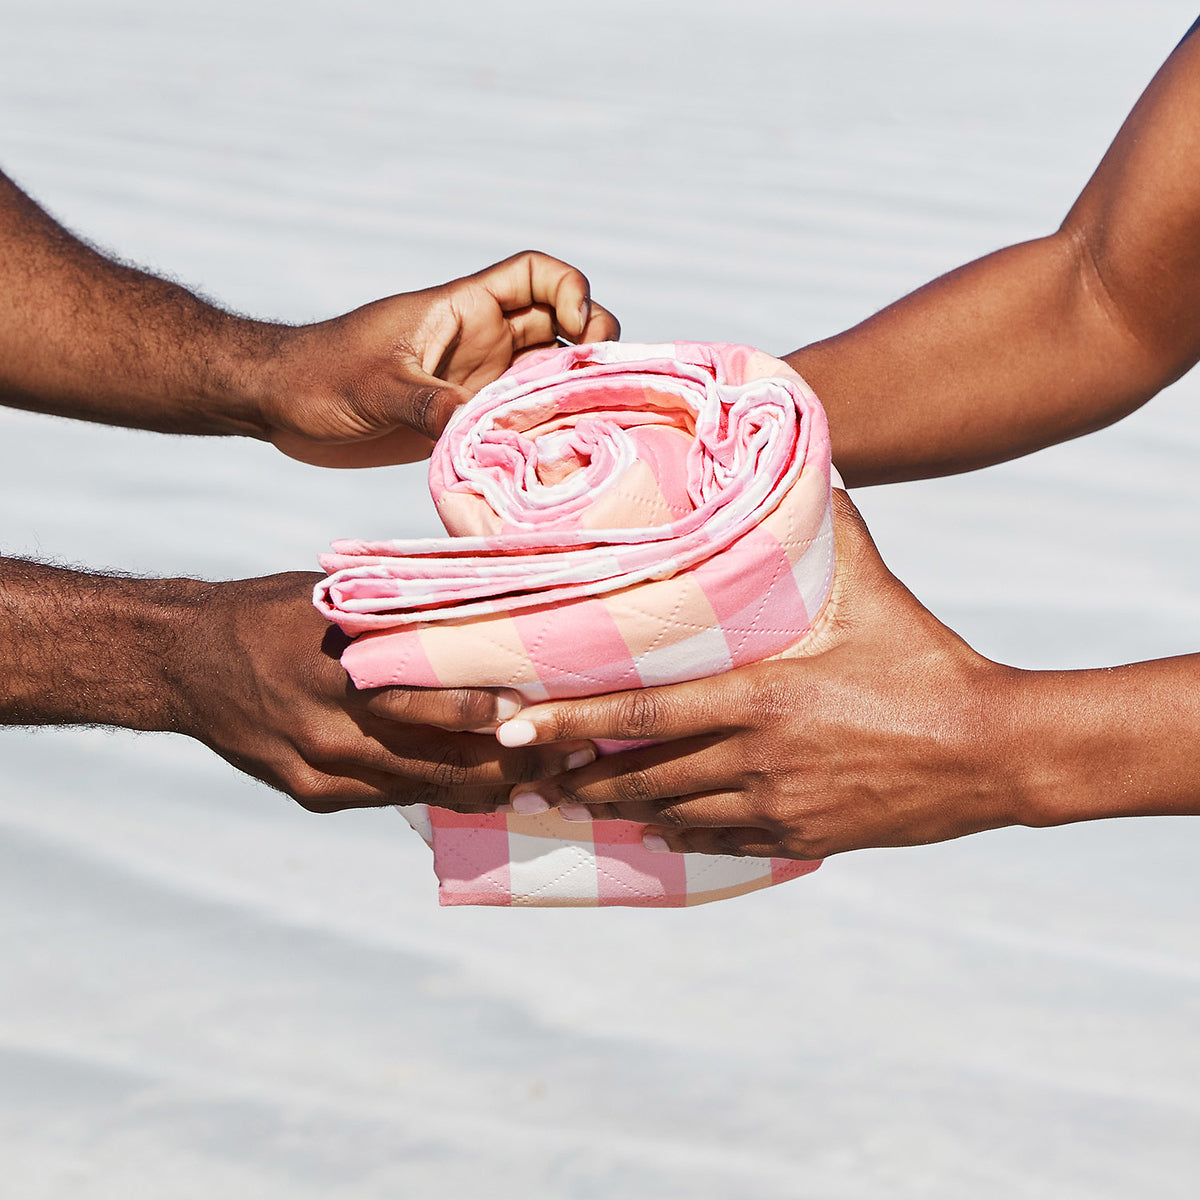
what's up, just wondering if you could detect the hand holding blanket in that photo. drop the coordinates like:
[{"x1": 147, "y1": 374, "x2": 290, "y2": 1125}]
[{"x1": 315, "y1": 341, "x2": 836, "y2": 906}]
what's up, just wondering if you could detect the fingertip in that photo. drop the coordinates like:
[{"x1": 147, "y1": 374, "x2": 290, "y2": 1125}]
[
  {"x1": 583, "y1": 304, "x2": 620, "y2": 344},
  {"x1": 563, "y1": 746, "x2": 595, "y2": 771},
  {"x1": 494, "y1": 688, "x2": 523, "y2": 722},
  {"x1": 554, "y1": 280, "x2": 588, "y2": 339},
  {"x1": 496, "y1": 718, "x2": 538, "y2": 747},
  {"x1": 642, "y1": 833, "x2": 671, "y2": 854}
]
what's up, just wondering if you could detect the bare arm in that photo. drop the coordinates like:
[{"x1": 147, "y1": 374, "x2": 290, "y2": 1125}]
[
  {"x1": 0, "y1": 558, "x2": 592, "y2": 813},
  {"x1": 461, "y1": 26, "x2": 1200, "y2": 856},
  {"x1": 789, "y1": 25, "x2": 1200, "y2": 485},
  {"x1": 0, "y1": 169, "x2": 618, "y2": 465},
  {"x1": 0, "y1": 174, "x2": 610, "y2": 802},
  {"x1": 491, "y1": 492, "x2": 1200, "y2": 857}
]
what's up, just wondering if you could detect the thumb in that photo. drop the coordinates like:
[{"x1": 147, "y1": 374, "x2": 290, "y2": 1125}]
[
  {"x1": 824, "y1": 486, "x2": 946, "y2": 643},
  {"x1": 395, "y1": 377, "x2": 472, "y2": 443},
  {"x1": 830, "y1": 487, "x2": 892, "y2": 588}
]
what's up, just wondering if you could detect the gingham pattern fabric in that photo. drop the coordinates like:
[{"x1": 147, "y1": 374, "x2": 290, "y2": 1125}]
[{"x1": 314, "y1": 341, "x2": 835, "y2": 907}]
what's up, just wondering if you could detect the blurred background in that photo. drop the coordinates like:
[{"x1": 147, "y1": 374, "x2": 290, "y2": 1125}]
[{"x1": 1, "y1": 1, "x2": 1198, "y2": 1195}]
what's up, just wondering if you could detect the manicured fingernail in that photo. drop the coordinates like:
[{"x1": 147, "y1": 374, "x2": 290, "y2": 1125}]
[
  {"x1": 577, "y1": 298, "x2": 590, "y2": 333},
  {"x1": 642, "y1": 834, "x2": 670, "y2": 854},
  {"x1": 558, "y1": 803, "x2": 592, "y2": 822},
  {"x1": 564, "y1": 747, "x2": 596, "y2": 771},
  {"x1": 497, "y1": 718, "x2": 537, "y2": 747},
  {"x1": 511, "y1": 790, "x2": 550, "y2": 815},
  {"x1": 494, "y1": 690, "x2": 522, "y2": 721}
]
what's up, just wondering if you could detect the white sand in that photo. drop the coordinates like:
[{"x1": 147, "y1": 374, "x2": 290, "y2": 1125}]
[{"x1": 1, "y1": 1, "x2": 1198, "y2": 1196}]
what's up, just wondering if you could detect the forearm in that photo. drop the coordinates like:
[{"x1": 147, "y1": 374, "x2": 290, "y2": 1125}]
[
  {"x1": 0, "y1": 171, "x2": 275, "y2": 436},
  {"x1": 787, "y1": 231, "x2": 1166, "y2": 486},
  {"x1": 1010, "y1": 656, "x2": 1200, "y2": 828},
  {"x1": 0, "y1": 557, "x2": 209, "y2": 730}
]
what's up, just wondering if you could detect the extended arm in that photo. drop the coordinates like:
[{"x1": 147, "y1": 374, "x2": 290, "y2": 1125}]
[
  {"x1": 0, "y1": 169, "x2": 618, "y2": 465},
  {"x1": 0, "y1": 172, "x2": 610, "y2": 805},
  {"x1": 492, "y1": 492, "x2": 1200, "y2": 857},
  {"x1": 0, "y1": 558, "x2": 593, "y2": 813},
  {"x1": 475, "y1": 29, "x2": 1200, "y2": 854},
  {"x1": 790, "y1": 25, "x2": 1200, "y2": 485}
]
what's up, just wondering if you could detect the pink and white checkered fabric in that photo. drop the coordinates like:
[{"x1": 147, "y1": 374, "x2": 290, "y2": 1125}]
[{"x1": 314, "y1": 341, "x2": 835, "y2": 907}]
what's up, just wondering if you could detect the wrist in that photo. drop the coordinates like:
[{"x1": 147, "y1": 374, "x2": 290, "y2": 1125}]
[
  {"x1": 986, "y1": 667, "x2": 1075, "y2": 829},
  {"x1": 999, "y1": 661, "x2": 1200, "y2": 828},
  {"x1": 189, "y1": 313, "x2": 292, "y2": 440},
  {"x1": 954, "y1": 659, "x2": 1044, "y2": 832}
]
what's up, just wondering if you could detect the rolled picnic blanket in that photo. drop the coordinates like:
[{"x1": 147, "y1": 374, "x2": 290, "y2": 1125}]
[{"x1": 314, "y1": 341, "x2": 836, "y2": 907}]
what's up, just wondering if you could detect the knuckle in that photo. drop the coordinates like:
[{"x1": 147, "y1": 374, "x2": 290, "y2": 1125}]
[
  {"x1": 376, "y1": 688, "x2": 419, "y2": 722},
  {"x1": 407, "y1": 385, "x2": 445, "y2": 438},
  {"x1": 556, "y1": 776, "x2": 588, "y2": 808},
  {"x1": 449, "y1": 689, "x2": 496, "y2": 729},
  {"x1": 293, "y1": 719, "x2": 337, "y2": 762},
  {"x1": 782, "y1": 833, "x2": 826, "y2": 861},
  {"x1": 289, "y1": 770, "x2": 348, "y2": 814},
  {"x1": 428, "y1": 746, "x2": 472, "y2": 789},
  {"x1": 615, "y1": 767, "x2": 656, "y2": 806},
  {"x1": 758, "y1": 789, "x2": 793, "y2": 829},
  {"x1": 712, "y1": 829, "x2": 749, "y2": 857},
  {"x1": 653, "y1": 803, "x2": 689, "y2": 829},
  {"x1": 616, "y1": 688, "x2": 664, "y2": 741}
]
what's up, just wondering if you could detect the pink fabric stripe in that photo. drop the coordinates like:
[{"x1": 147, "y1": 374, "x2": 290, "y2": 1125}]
[{"x1": 315, "y1": 342, "x2": 834, "y2": 908}]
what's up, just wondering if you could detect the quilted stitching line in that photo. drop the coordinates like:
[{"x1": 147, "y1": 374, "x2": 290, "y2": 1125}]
[{"x1": 327, "y1": 342, "x2": 834, "y2": 907}]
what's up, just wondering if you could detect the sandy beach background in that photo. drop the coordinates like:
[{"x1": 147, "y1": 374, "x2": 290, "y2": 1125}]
[{"x1": 2, "y1": 1, "x2": 1198, "y2": 1195}]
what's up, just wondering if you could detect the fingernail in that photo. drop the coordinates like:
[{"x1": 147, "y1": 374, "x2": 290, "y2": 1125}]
[
  {"x1": 642, "y1": 834, "x2": 670, "y2": 854},
  {"x1": 577, "y1": 298, "x2": 590, "y2": 333},
  {"x1": 511, "y1": 790, "x2": 550, "y2": 815},
  {"x1": 558, "y1": 803, "x2": 592, "y2": 822},
  {"x1": 564, "y1": 747, "x2": 596, "y2": 772},
  {"x1": 497, "y1": 719, "x2": 537, "y2": 747},
  {"x1": 494, "y1": 690, "x2": 522, "y2": 721}
]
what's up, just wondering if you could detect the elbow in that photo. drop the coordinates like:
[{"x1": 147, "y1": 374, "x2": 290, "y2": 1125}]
[{"x1": 1058, "y1": 215, "x2": 1200, "y2": 399}]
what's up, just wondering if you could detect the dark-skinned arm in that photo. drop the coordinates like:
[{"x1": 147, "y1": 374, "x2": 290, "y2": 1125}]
[
  {"x1": 0, "y1": 560, "x2": 594, "y2": 813},
  {"x1": 0, "y1": 168, "x2": 618, "y2": 467},
  {"x1": 493, "y1": 491, "x2": 1200, "y2": 858},
  {"x1": 482, "y1": 28, "x2": 1200, "y2": 856},
  {"x1": 790, "y1": 25, "x2": 1200, "y2": 485},
  {"x1": 0, "y1": 172, "x2": 611, "y2": 808}
]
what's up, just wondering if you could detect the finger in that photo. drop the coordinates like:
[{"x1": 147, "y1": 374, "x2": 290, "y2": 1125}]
[
  {"x1": 640, "y1": 824, "x2": 780, "y2": 859},
  {"x1": 362, "y1": 685, "x2": 525, "y2": 732},
  {"x1": 507, "y1": 736, "x2": 734, "y2": 815},
  {"x1": 495, "y1": 674, "x2": 751, "y2": 748},
  {"x1": 393, "y1": 378, "x2": 471, "y2": 443},
  {"x1": 292, "y1": 763, "x2": 513, "y2": 815},
  {"x1": 824, "y1": 487, "x2": 915, "y2": 620},
  {"x1": 350, "y1": 720, "x2": 597, "y2": 788},
  {"x1": 504, "y1": 304, "x2": 559, "y2": 352},
  {"x1": 552, "y1": 791, "x2": 761, "y2": 831},
  {"x1": 270, "y1": 425, "x2": 436, "y2": 469},
  {"x1": 476, "y1": 251, "x2": 599, "y2": 340},
  {"x1": 577, "y1": 300, "x2": 620, "y2": 344},
  {"x1": 502, "y1": 300, "x2": 619, "y2": 350}
]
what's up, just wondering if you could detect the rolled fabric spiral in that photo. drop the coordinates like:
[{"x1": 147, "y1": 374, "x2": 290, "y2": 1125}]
[{"x1": 314, "y1": 341, "x2": 837, "y2": 907}]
